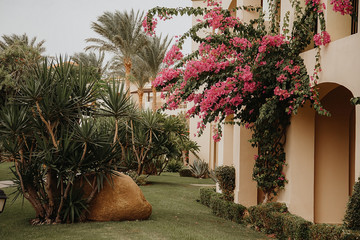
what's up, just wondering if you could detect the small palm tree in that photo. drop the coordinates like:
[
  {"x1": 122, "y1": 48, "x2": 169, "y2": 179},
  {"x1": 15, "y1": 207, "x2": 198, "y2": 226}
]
[
  {"x1": 130, "y1": 57, "x2": 151, "y2": 110},
  {"x1": 72, "y1": 51, "x2": 109, "y2": 77},
  {"x1": 86, "y1": 10, "x2": 148, "y2": 97},
  {"x1": 137, "y1": 35, "x2": 171, "y2": 111}
]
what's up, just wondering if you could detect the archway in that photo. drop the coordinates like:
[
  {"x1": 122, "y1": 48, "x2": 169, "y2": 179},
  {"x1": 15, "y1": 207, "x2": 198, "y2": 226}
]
[{"x1": 314, "y1": 84, "x2": 355, "y2": 223}]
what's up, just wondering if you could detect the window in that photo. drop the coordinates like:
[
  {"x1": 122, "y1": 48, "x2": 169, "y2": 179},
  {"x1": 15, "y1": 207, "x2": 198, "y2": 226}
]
[{"x1": 351, "y1": 0, "x2": 359, "y2": 34}]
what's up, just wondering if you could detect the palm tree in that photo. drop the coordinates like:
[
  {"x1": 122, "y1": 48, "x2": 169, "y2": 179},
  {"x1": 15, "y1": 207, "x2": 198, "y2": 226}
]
[
  {"x1": 72, "y1": 51, "x2": 109, "y2": 77},
  {"x1": 137, "y1": 34, "x2": 171, "y2": 112},
  {"x1": 130, "y1": 57, "x2": 151, "y2": 110},
  {"x1": 0, "y1": 33, "x2": 45, "y2": 53},
  {"x1": 86, "y1": 10, "x2": 148, "y2": 97}
]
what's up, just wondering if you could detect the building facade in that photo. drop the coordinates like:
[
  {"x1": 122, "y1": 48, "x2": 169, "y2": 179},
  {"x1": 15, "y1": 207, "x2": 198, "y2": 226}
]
[{"x1": 190, "y1": 0, "x2": 360, "y2": 224}]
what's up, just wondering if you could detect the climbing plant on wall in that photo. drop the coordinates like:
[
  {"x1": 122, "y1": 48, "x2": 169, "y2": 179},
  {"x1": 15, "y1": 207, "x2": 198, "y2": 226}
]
[{"x1": 143, "y1": 0, "x2": 354, "y2": 201}]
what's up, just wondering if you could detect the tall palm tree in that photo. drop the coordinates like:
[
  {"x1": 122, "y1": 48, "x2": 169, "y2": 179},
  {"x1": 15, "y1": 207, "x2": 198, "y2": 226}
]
[
  {"x1": 137, "y1": 35, "x2": 171, "y2": 112},
  {"x1": 72, "y1": 51, "x2": 109, "y2": 77},
  {"x1": 86, "y1": 10, "x2": 148, "y2": 97},
  {"x1": 0, "y1": 33, "x2": 45, "y2": 53},
  {"x1": 130, "y1": 57, "x2": 151, "y2": 110}
]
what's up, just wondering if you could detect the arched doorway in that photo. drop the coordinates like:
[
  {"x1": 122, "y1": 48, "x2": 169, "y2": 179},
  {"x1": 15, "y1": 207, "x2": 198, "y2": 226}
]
[{"x1": 314, "y1": 84, "x2": 355, "y2": 223}]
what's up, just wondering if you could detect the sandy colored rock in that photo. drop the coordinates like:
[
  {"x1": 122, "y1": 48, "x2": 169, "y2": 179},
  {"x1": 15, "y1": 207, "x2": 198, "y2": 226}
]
[{"x1": 84, "y1": 173, "x2": 152, "y2": 221}]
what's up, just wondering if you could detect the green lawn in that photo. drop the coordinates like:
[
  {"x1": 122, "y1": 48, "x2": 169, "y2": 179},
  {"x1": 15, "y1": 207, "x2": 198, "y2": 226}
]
[
  {"x1": 0, "y1": 173, "x2": 268, "y2": 240},
  {"x1": 0, "y1": 161, "x2": 13, "y2": 181}
]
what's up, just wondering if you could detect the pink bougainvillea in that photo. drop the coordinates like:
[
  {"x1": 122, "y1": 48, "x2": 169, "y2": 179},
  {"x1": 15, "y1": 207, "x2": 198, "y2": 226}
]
[
  {"x1": 330, "y1": 0, "x2": 353, "y2": 15},
  {"x1": 313, "y1": 31, "x2": 331, "y2": 46},
  {"x1": 143, "y1": 0, "x2": 337, "y2": 200}
]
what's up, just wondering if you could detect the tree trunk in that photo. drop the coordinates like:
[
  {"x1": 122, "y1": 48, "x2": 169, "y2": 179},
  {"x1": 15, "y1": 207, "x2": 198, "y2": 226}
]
[
  {"x1": 150, "y1": 77, "x2": 157, "y2": 112},
  {"x1": 138, "y1": 89, "x2": 144, "y2": 110},
  {"x1": 124, "y1": 58, "x2": 132, "y2": 98},
  {"x1": 152, "y1": 86, "x2": 157, "y2": 112}
]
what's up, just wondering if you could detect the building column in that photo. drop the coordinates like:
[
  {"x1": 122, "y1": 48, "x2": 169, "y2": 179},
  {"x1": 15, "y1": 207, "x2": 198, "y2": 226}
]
[
  {"x1": 233, "y1": 125, "x2": 258, "y2": 207},
  {"x1": 355, "y1": 105, "x2": 360, "y2": 181},
  {"x1": 277, "y1": 103, "x2": 315, "y2": 222}
]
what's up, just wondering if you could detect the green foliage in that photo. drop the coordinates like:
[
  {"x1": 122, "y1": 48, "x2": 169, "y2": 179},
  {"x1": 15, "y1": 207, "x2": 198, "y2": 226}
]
[
  {"x1": 125, "y1": 170, "x2": 148, "y2": 186},
  {"x1": 344, "y1": 177, "x2": 360, "y2": 230},
  {"x1": 215, "y1": 165, "x2": 235, "y2": 201},
  {"x1": 179, "y1": 167, "x2": 194, "y2": 177},
  {"x1": 0, "y1": 57, "x2": 125, "y2": 224},
  {"x1": 309, "y1": 224, "x2": 360, "y2": 240},
  {"x1": 0, "y1": 34, "x2": 45, "y2": 106},
  {"x1": 189, "y1": 159, "x2": 209, "y2": 178},
  {"x1": 165, "y1": 159, "x2": 183, "y2": 173},
  {"x1": 199, "y1": 187, "x2": 246, "y2": 223},
  {"x1": 309, "y1": 224, "x2": 343, "y2": 240},
  {"x1": 247, "y1": 203, "x2": 311, "y2": 239},
  {"x1": 199, "y1": 188, "x2": 215, "y2": 207}
]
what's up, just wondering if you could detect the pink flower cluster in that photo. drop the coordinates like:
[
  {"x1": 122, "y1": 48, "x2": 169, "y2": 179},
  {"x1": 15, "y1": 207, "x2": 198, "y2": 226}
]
[
  {"x1": 142, "y1": 16, "x2": 158, "y2": 36},
  {"x1": 203, "y1": 7, "x2": 239, "y2": 30},
  {"x1": 330, "y1": 0, "x2": 353, "y2": 15},
  {"x1": 313, "y1": 31, "x2": 331, "y2": 46},
  {"x1": 163, "y1": 45, "x2": 184, "y2": 66},
  {"x1": 258, "y1": 35, "x2": 285, "y2": 53},
  {"x1": 152, "y1": 68, "x2": 180, "y2": 88},
  {"x1": 306, "y1": 0, "x2": 327, "y2": 13},
  {"x1": 274, "y1": 86, "x2": 291, "y2": 100},
  {"x1": 230, "y1": 37, "x2": 252, "y2": 50}
]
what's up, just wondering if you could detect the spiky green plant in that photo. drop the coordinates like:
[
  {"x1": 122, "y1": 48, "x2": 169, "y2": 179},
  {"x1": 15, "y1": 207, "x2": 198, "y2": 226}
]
[{"x1": 0, "y1": 57, "x2": 128, "y2": 224}]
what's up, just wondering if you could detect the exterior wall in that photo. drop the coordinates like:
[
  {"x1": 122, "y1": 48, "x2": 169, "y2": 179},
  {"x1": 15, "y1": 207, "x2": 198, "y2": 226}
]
[
  {"x1": 277, "y1": 0, "x2": 360, "y2": 224},
  {"x1": 189, "y1": 0, "x2": 360, "y2": 224},
  {"x1": 233, "y1": 125, "x2": 258, "y2": 207},
  {"x1": 189, "y1": 0, "x2": 214, "y2": 166},
  {"x1": 314, "y1": 86, "x2": 354, "y2": 224},
  {"x1": 277, "y1": 102, "x2": 316, "y2": 222}
]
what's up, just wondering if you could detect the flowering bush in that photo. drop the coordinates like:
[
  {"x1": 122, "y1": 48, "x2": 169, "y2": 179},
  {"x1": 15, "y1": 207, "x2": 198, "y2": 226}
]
[{"x1": 144, "y1": 0, "x2": 350, "y2": 200}]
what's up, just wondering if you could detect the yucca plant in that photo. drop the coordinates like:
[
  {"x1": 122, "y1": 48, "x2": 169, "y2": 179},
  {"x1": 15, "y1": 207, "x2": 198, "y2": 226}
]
[{"x1": 0, "y1": 57, "x2": 126, "y2": 224}]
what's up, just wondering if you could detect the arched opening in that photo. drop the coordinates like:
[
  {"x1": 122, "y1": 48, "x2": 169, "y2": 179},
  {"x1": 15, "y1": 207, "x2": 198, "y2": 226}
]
[{"x1": 314, "y1": 84, "x2": 355, "y2": 224}]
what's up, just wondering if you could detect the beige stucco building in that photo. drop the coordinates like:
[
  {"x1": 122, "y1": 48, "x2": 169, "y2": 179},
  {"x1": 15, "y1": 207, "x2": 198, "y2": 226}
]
[{"x1": 190, "y1": 0, "x2": 360, "y2": 224}]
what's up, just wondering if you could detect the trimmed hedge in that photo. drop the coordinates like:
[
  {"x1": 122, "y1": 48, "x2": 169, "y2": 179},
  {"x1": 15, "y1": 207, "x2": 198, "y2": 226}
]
[
  {"x1": 199, "y1": 188, "x2": 215, "y2": 207},
  {"x1": 200, "y1": 190, "x2": 360, "y2": 239},
  {"x1": 179, "y1": 168, "x2": 194, "y2": 177},
  {"x1": 344, "y1": 177, "x2": 360, "y2": 230},
  {"x1": 310, "y1": 224, "x2": 360, "y2": 240},
  {"x1": 214, "y1": 166, "x2": 235, "y2": 201},
  {"x1": 247, "y1": 203, "x2": 289, "y2": 234},
  {"x1": 247, "y1": 203, "x2": 312, "y2": 239},
  {"x1": 199, "y1": 187, "x2": 246, "y2": 223},
  {"x1": 247, "y1": 203, "x2": 360, "y2": 240}
]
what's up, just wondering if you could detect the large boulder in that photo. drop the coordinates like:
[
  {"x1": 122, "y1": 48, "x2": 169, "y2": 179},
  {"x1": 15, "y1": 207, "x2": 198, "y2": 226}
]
[{"x1": 84, "y1": 173, "x2": 152, "y2": 221}]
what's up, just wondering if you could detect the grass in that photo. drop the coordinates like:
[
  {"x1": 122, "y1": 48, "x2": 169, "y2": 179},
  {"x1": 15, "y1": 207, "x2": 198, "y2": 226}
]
[
  {"x1": 0, "y1": 161, "x2": 13, "y2": 181},
  {"x1": 0, "y1": 172, "x2": 269, "y2": 240}
]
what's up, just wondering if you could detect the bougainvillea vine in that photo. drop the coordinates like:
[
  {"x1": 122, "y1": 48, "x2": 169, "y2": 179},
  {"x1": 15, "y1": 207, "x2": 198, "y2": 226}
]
[{"x1": 144, "y1": 0, "x2": 352, "y2": 201}]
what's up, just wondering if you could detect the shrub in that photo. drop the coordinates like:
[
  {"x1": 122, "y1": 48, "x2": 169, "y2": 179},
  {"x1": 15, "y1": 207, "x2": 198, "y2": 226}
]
[
  {"x1": 200, "y1": 187, "x2": 246, "y2": 223},
  {"x1": 179, "y1": 168, "x2": 194, "y2": 177},
  {"x1": 189, "y1": 159, "x2": 209, "y2": 178},
  {"x1": 166, "y1": 159, "x2": 183, "y2": 173},
  {"x1": 309, "y1": 224, "x2": 343, "y2": 240},
  {"x1": 215, "y1": 166, "x2": 235, "y2": 201},
  {"x1": 199, "y1": 188, "x2": 215, "y2": 207},
  {"x1": 247, "y1": 202, "x2": 288, "y2": 234},
  {"x1": 274, "y1": 212, "x2": 312, "y2": 239},
  {"x1": 344, "y1": 177, "x2": 360, "y2": 230},
  {"x1": 309, "y1": 224, "x2": 360, "y2": 240},
  {"x1": 247, "y1": 202, "x2": 312, "y2": 239},
  {"x1": 125, "y1": 170, "x2": 148, "y2": 186}
]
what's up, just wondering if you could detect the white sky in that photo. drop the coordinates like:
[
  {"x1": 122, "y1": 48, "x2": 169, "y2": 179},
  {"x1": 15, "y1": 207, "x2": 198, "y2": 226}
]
[{"x1": 0, "y1": 0, "x2": 192, "y2": 59}]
